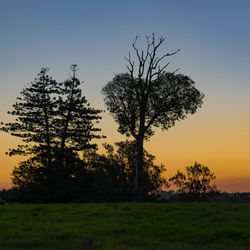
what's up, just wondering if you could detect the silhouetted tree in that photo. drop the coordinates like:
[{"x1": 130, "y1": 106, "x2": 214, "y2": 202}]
[
  {"x1": 169, "y1": 162, "x2": 218, "y2": 200},
  {"x1": 0, "y1": 65, "x2": 103, "y2": 201},
  {"x1": 102, "y1": 34, "x2": 204, "y2": 201},
  {"x1": 113, "y1": 140, "x2": 168, "y2": 200},
  {"x1": 54, "y1": 65, "x2": 103, "y2": 167},
  {"x1": 83, "y1": 140, "x2": 168, "y2": 201},
  {"x1": 0, "y1": 68, "x2": 58, "y2": 165},
  {"x1": 11, "y1": 150, "x2": 94, "y2": 202},
  {"x1": 1, "y1": 65, "x2": 102, "y2": 160}
]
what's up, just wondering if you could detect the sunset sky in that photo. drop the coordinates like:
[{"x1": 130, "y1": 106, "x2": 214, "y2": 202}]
[{"x1": 0, "y1": 0, "x2": 249, "y2": 192}]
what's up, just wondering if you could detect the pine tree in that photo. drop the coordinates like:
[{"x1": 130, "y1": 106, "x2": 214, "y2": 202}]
[
  {"x1": 1, "y1": 65, "x2": 103, "y2": 201},
  {"x1": 54, "y1": 64, "x2": 102, "y2": 167},
  {"x1": 0, "y1": 68, "x2": 58, "y2": 167}
]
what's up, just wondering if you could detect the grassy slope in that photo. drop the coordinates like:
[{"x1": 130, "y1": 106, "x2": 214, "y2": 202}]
[{"x1": 0, "y1": 202, "x2": 250, "y2": 249}]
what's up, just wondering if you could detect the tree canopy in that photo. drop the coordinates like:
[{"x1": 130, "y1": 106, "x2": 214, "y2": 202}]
[
  {"x1": 102, "y1": 34, "x2": 204, "y2": 201},
  {"x1": 169, "y1": 162, "x2": 218, "y2": 200},
  {"x1": 0, "y1": 65, "x2": 104, "y2": 202},
  {"x1": 0, "y1": 65, "x2": 103, "y2": 163},
  {"x1": 83, "y1": 140, "x2": 168, "y2": 202}
]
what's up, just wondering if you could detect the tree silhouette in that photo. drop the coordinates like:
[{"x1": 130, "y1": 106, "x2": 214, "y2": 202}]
[
  {"x1": 0, "y1": 68, "x2": 58, "y2": 165},
  {"x1": 53, "y1": 64, "x2": 103, "y2": 168},
  {"x1": 102, "y1": 34, "x2": 204, "y2": 201},
  {"x1": 0, "y1": 65, "x2": 103, "y2": 201},
  {"x1": 84, "y1": 140, "x2": 167, "y2": 201},
  {"x1": 169, "y1": 162, "x2": 218, "y2": 200},
  {"x1": 1, "y1": 65, "x2": 102, "y2": 160},
  {"x1": 11, "y1": 149, "x2": 92, "y2": 202}
]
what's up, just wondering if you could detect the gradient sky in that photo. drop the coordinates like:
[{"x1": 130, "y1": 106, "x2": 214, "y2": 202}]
[{"x1": 0, "y1": 0, "x2": 250, "y2": 191}]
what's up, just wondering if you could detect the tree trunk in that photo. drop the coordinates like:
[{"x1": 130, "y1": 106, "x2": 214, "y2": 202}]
[
  {"x1": 41, "y1": 80, "x2": 52, "y2": 169},
  {"x1": 58, "y1": 77, "x2": 75, "y2": 168},
  {"x1": 134, "y1": 93, "x2": 146, "y2": 202},
  {"x1": 134, "y1": 133, "x2": 144, "y2": 202}
]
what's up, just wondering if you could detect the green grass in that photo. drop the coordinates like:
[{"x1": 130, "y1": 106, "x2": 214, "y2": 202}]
[{"x1": 1, "y1": 202, "x2": 250, "y2": 249}]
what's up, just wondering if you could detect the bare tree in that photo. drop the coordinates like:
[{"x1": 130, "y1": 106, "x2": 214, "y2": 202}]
[{"x1": 102, "y1": 34, "x2": 204, "y2": 201}]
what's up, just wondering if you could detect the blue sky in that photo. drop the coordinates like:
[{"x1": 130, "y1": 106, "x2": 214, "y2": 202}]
[
  {"x1": 0, "y1": 0, "x2": 250, "y2": 190},
  {"x1": 1, "y1": 0, "x2": 249, "y2": 101}
]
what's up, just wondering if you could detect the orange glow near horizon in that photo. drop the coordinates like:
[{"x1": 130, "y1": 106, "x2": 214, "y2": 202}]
[
  {"x1": 2, "y1": 107, "x2": 249, "y2": 192},
  {"x1": 0, "y1": 133, "x2": 23, "y2": 189},
  {"x1": 1, "y1": 0, "x2": 250, "y2": 194}
]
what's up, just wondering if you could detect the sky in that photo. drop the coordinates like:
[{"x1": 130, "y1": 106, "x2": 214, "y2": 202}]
[{"x1": 0, "y1": 0, "x2": 250, "y2": 192}]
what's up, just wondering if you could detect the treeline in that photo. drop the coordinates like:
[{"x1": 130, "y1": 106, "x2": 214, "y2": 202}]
[
  {"x1": 0, "y1": 35, "x2": 209, "y2": 202},
  {"x1": 0, "y1": 66, "x2": 167, "y2": 203},
  {"x1": 0, "y1": 141, "x2": 167, "y2": 203}
]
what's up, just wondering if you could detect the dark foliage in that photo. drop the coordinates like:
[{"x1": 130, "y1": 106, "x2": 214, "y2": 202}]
[
  {"x1": 102, "y1": 34, "x2": 204, "y2": 201},
  {"x1": 0, "y1": 65, "x2": 103, "y2": 202},
  {"x1": 2, "y1": 140, "x2": 167, "y2": 203},
  {"x1": 84, "y1": 140, "x2": 168, "y2": 202},
  {"x1": 10, "y1": 151, "x2": 94, "y2": 203},
  {"x1": 0, "y1": 65, "x2": 102, "y2": 162},
  {"x1": 169, "y1": 162, "x2": 218, "y2": 201}
]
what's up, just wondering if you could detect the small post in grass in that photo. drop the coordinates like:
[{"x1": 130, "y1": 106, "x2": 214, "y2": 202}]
[{"x1": 82, "y1": 237, "x2": 93, "y2": 250}]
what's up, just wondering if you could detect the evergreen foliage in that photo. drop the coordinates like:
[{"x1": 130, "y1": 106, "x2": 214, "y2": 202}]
[{"x1": 0, "y1": 65, "x2": 103, "y2": 202}]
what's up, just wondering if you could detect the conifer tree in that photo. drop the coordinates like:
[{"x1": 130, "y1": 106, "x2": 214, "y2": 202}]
[
  {"x1": 1, "y1": 65, "x2": 103, "y2": 201},
  {"x1": 1, "y1": 68, "x2": 58, "y2": 167},
  {"x1": 54, "y1": 65, "x2": 102, "y2": 167}
]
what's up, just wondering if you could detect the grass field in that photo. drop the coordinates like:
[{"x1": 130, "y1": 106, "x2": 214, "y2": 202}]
[{"x1": 1, "y1": 202, "x2": 250, "y2": 249}]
